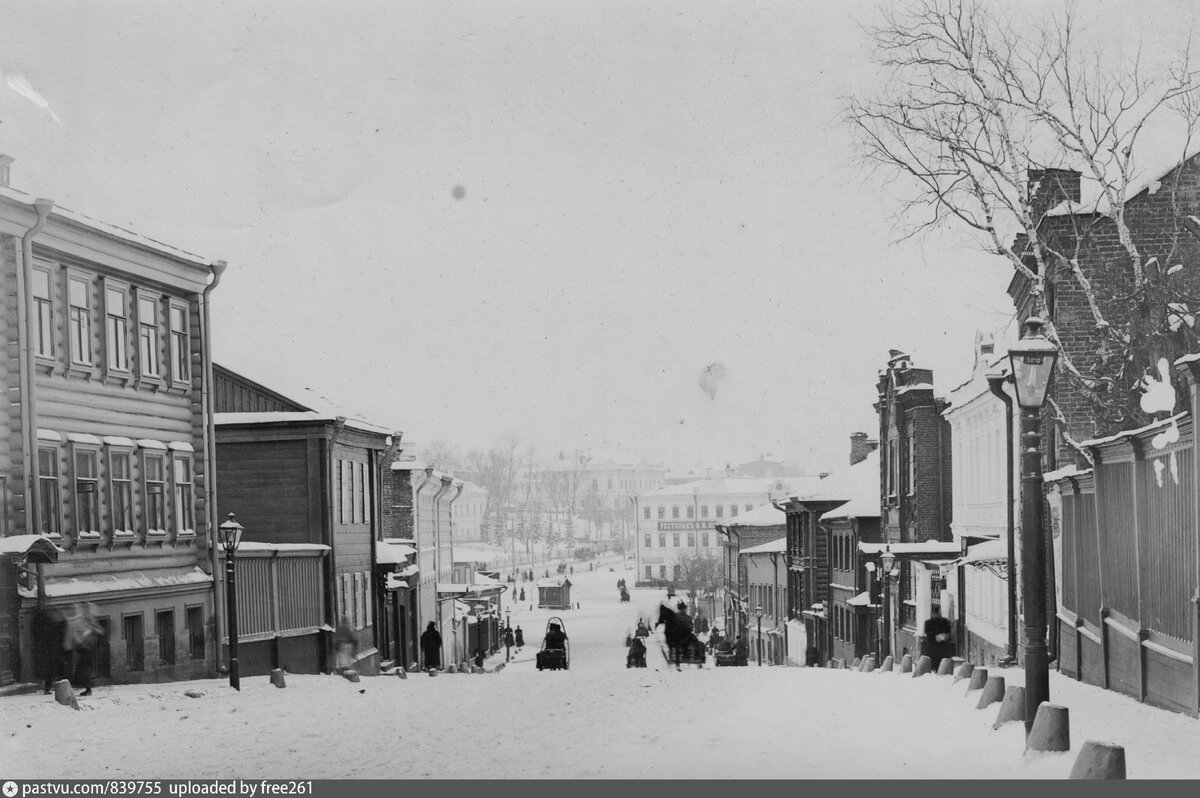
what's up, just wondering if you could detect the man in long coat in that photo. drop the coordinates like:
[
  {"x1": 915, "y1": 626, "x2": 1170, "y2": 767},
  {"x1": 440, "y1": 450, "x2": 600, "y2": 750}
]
[{"x1": 420, "y1": 622, "x2": 442, "y2": 670}]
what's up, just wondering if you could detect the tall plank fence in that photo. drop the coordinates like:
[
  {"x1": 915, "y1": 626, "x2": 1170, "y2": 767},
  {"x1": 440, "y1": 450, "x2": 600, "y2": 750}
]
[{"x1": 1053, "y1": 413, "x2": 1199, "y2": 715}]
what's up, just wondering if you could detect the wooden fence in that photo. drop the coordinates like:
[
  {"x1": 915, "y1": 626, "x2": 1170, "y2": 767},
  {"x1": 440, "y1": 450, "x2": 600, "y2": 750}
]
[{"x1": 1053, "y1": 413, "x2": 1198, "y2": 715}]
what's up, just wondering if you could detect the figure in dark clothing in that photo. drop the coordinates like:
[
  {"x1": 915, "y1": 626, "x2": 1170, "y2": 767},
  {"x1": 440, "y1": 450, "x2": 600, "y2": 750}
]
[
  {"x1": 923, "y1": 607, "x2": 954, "y2": 670},
  {"x1": 503, "y1": 626, "x2": 515, "y2": 662},
  {"x1": 734, "y1": 636, "x2": 749, "y2": 667},
  {"x1": 626, "y1": 636, "x2": 647, "y2": 668},
  {"x1": 515, "y1": 626, "x2": 525, "y2": 647},
  {"x1": 33, "y1": 607, "x2": 62, "y2": 693},
  {"x1": 420, "y1": 622, "x2": 442, "y2": 670},
  {"x1": 474, "y1": 648, "x2": 485, "y2": 669},
  {"x1": 64, "y1": 602, "x2": 101, "y2": 695},
  {"x1": 543, "y1": 622, "x2": 566, "y2": 650},
  {"x1": 519, "y1": 588, "x2": 526, "y2": 602}
]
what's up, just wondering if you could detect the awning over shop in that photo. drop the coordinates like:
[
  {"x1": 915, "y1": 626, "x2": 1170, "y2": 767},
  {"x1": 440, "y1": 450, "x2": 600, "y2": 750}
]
[
  {"x1": 0, "y1": 534, "x2": 63, "y2": 563},
  {"x1": 375, "y1": 540, "x2": 417, "y2": 564},
  {"x1": 18, "y1": 566, "x2": 211, "y2": 599},
  {"x1": 845, "y1": 591, "x2": 874, "y2": 607},
  {"x1": 857, "y1": 541, "x2": 961, "y2": 558},
  {"x1": 437, "y1": 583, "x2": 470, "y2": 595}
]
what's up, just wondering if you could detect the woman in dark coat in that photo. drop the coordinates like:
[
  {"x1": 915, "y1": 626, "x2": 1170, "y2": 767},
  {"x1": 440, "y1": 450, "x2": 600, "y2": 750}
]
[
  {"x1": 419, "y1": 622, "x2": 442, "y2": 670},
  {"x1": 32, "y1": 607, "x2": 61, "y2": 693},
  {"x1": 514, "y1": 626, "x2": 525, "y2": 647}
]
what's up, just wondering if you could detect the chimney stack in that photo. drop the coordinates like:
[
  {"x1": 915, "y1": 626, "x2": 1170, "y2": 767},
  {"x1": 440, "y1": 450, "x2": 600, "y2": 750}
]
[
  {"x1": 850, "y1": 432, "x2": 879, "y2": 466},
  {"x1": 1028, "y1": 168, "x2": 1082, "y2": 220},
  {"x1": 0, "y1": 155, "x2": 13, "y2": 188}
]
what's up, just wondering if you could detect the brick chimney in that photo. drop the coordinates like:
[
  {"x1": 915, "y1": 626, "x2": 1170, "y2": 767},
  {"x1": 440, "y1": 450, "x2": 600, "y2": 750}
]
[
  {"x1": 0, "y1": 155, "x2": 12, "y2": 188},
  {"x1": 1028, "y1": 168, "x2": 1082, "y2": 220},
  {"x1": 850, "y1": 432, "x2": 878, "y2": 466}
]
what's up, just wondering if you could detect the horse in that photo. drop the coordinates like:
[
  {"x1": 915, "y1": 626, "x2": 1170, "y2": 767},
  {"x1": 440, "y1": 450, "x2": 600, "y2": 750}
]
[{"x1": 655, "y1": 603, "x2": 705, "y2": 669}]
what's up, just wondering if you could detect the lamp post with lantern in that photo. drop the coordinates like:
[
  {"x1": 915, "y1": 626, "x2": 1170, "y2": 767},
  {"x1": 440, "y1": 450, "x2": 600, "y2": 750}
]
[
  {"x1": 218, "y1": 513, "x2": 245, "y2": 691},
  {"x1": 1007, "y1": 317, "x2": 1058, "y2": 734},
  {"x1": 878, "y1": 544, "x2": 896, "y2": 664}
]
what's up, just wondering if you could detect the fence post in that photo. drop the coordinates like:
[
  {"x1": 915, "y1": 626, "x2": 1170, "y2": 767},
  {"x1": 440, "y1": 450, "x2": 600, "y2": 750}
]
[
  {"x1": 1137, "y1": 628, "x2": 1149, "y2": 703},
  {"x1": 1099, "y1": 607, "x2": 1111, "y2": 690},
  {"x1": 1075, "y1": 617, "x2": 1084, "y2": 682}
]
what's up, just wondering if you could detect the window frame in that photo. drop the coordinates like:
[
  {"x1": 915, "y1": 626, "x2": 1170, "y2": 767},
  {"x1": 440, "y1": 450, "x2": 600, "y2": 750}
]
[
  {"x1": 37, "y1": 445, "x2": 62, "y2": 537},
  {"x1": 172, "y1": 452, "x2": 195, "y2": 536},
  {"x1": 108, "y1": 447, "x2": 135, "y2": 536},
  {"x1": 156, "y1": 609, "x2": 176, "y2": 666},
  {"x1": 104, "y1": 279, "x2": 131, "y2": 375},
  {"x1": 143, "y1": 449, "x2": 168, "y2": 535},
  {"x1": 643, "y1": 533, "x2": 651, "y2": 548},
  {"x1": 31, "y1": 263, "x2": 56, "y2": 360},
  {"x1": 657, "y1": 506, "x2": 665, "y2": 520},
  {"x1": 124, "y1": 613, "x2": 145, "y2": 672},
  {"x1": 66, "y1": 270, "x2": 95, "y2": 368},
  {"x1": 168, "y1": 298, "x2": 191, "y2": 388},
  {"x1": 71, "y1": 444, "x2": 101, "y2": 537},
  {"x1": 186, "y1": 605, "x2": 206, "y2": 660},
  {"x1": 135, "y1": 289, "x2": 162, "y2": 380}
]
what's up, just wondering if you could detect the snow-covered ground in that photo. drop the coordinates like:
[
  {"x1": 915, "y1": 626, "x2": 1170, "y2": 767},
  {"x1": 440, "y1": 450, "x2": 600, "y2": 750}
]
[{"x1": 4, "y1": 563, "x2": 1200, "y2": 779}]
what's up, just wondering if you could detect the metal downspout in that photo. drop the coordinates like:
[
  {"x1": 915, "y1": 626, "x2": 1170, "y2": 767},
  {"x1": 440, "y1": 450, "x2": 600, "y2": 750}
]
[
  {"x1": 415, "y1": 468, "x2": 435, "y2": 628},
  {"x1": 989, "y1": 374, "x2": 1018, "y2": 665},
  {"x1": 201, "y1": 260, "x2": 227, "y2": 670},
  {"x1": 17, "y1": 199, "x2": 53, "y2": 551}
]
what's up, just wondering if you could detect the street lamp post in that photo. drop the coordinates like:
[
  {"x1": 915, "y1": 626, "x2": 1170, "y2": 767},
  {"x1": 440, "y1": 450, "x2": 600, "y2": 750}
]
[
  {"x1": 1008, "y1": 317, "x2": 1058, "y2": 735},
  {"x1": 755, "y1": 605, "x2": 764, "y2": 667},
  {"x1": 879, "y1": 545, "x2": 896, "y2": 664},
  {"x1": 473, "y1": 603, "x2": 485, "y2": 661},
  {"x1": 218, "y1": 513, "x2": 245, "y2": 691}
]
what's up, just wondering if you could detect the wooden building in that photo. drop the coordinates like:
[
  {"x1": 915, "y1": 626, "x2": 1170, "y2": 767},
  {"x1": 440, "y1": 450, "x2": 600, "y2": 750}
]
[
  {"x1": 537, "y1": 577, "x2": 572, "y2": 610},
  {"x1": 213, "y1": 364, "x2": 397, "y2": 676},
  {"x1": 0, "y1": 161, "x2": 226, "y2": 686},
  {"x1": 715, "y1": 503, "x2": 786, "y2": 641}
]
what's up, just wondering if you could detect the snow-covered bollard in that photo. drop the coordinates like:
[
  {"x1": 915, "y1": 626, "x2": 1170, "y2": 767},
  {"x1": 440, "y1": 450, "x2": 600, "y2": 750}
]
[
  {"x1": 428, "y1": 668, "x2": 439, "y2": 677},
  {"x1": 270, "y1": 668, "x2": 287, "y2": 688},
  {"x1": 954, "y1": 661, "x2": 974, "y2": 684},
  {"x1": 446, "y1": 664, "x2": 458, "y2": 674},
  {"x1": 976, "y1": 674, "x2": 1005, "y2": 709},
  {"x1": 1069, "y1": 740, "x2": 1125, "y2": 779},
  {"x1": 1026, "y1": 703, "x2": 1070, "y2": 753},
  {"x1": 898, "y1": 653, "x2": 913, "y2": 674},
  {"x1": 409, "y1": 661, "x2": 420, "y2": 673},
  {"x1": 459, "y1": 661, "x2": 469, "y2": 673},
  {"x1": 912, "y1": 655, "x2": 932, "y2": 677},
  {"x1": 53, "y1": 679, "x2": 79, "y2": 710},
  {"x1": 879, "y1": 655, "x2": 894, "y2": 672},
  {"x1": 992, "y1": 686, "x2": 1026, "y2": 729},
  {"x1": 936, "y1": 657, "x2": 955, "y2": 676},
  {"x1": 397, "y1": 669, "x2": 408, "y2": 680},
  {"x1": 965, "y1": 666, "x2": 989, "y2": 692},
  {"x1": 850, "y1": 657, "x2": 861, "y2": 669},
  {"x1": 341, "y1": 669, "x2": 361, "y2": 683}
]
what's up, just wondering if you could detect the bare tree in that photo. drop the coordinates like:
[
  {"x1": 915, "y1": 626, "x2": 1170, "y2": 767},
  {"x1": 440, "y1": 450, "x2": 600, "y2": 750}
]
[
  {"x1": 846, "y1": 0, "x2": 1200, "y2": 445},
  {"x1": 419, "y1": 439, "x2": 461, "y2": 473},
  {"x1": 675, "y1": 550, "x2": 724, "y2": 603}
]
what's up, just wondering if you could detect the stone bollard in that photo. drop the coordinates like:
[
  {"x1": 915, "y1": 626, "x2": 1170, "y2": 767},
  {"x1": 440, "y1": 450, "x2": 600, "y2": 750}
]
[
  {"x1": 270, "y1": 668, "x2": 287, "y2": 688},
  {"x1": 446, "y1": 664, "x2": 458, "y2": 674},
  {"x1": 965, "y1": 667, "x2": 989, "y2": 692},
  {"x1": 409, "y1": 662, "x2": 420, "y2": 673},
  {"x1": 992, "y1": 686, "x2": 1026, "y2": 729},
  {"x1": 1069, "y1": 741, "x2": 1126, "y2": 779},
  {"x1": 912, "y1": 655, "x2": 932, "y2": 677},
  {"x1": 954, "y1": 662, "x2": 975, "y2": 684},
  {"x1": 899, "y1": 653, "x2": 913, "y2": 674},
  {"x1": 976, "y1": 674, "x2": 1005, "y2": 709},
  {"x1": 936, "y1": 658, "x2": 955, "y2": 676},
  {"x1": 860, "y1": 656, "x2": 876, "y2": 673},
  {"x1": 397, "y1": 669, "x2": 408, "y2": 680},
  {"x1": 1026, "y1": 703, "x2": 1071, "y2": 753},
  {"x1": 428, "y1": 668, "x2": 439, "y2": 677},
  {"x1": 879, "y1": 655, "x2": 894, "y2": 672},
  {"x1": 851, "y1": 657, "x2": 861, "y2": 669},
  {"x1": 460, "y1": 661, "x2": 469, "y2": 673},
  {"x1": 341, "y1": 669, "x2": 361, "y2": 683},
  {"x1": 53, "y1": 679, "x2": 79, "y2": 710}
]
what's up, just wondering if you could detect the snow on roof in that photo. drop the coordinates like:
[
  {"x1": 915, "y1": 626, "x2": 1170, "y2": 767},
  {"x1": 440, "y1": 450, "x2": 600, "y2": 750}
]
[
  {"x1": 1043, "y1": 465, "x2": 1092, "y2": 483},
  {"x1": 390, "y1": 459, "x2": 429, "y2": 471},
  {"x1": 821, "y1": 495, "x2": 881, "y2": 521},
  {"x1": 740, "y1": 537, "x2": 786, "y2": 555},
  {"x1": 437, "y1": 583, "x2": 469, "y2": 594},
  {"x1": 720, "y1": 503, "x2": 786, "y2": 527},
  {"x1": 21, "y1": 566, "x2": 211, "y2": 599},
  {"x1": 375, "y1": 540, "x2": 416, "y2": 563},
  {"x1": 215, "y1": 411, "x2": 391, "y2": 436},
  {"x1": 791, "y1": 450, "x2": 879, "y2": 504},
  {"x1": 640, "y1": 476, "x2": 817, "y2": 499},
  {"x1": 959, "y1": 539, "x2": 1007, "y2": 565},
  {"x1": 233, "y1": 542, "x2": 331, "y2": 553},
  {"x1": 0, "y1": 534, "x2": 64, "y2": 555},
  {"x1": 473, "y1": 571, "x2": 501, "y2": 587},
  {"x1": 1078, "y1": 411, "x2": 1187, "y2": 449},
  {"x1": 857, "y1": 541, "x2": 960, "y2": 557},
  {"x1": 846, "y1": 591, "x2": 873, "y2": 607},
  {"x1": 1045, "y1": 145, "x2": 1200, "y2": 219},
  {"x1": 537, "y1": 577, "x2": 572, "y2": 588},
  {"x1": 0, "y1": 183, "x2": 214, "y2": 266}
]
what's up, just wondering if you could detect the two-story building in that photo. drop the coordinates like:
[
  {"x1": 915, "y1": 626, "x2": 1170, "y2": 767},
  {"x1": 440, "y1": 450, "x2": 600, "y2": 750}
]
[
  {"x1": 714, "y1": 503, "x2": 786, "y2": 641},
  {"x1": 1, "y1": 159, "x2": 225, "y2": 686}
]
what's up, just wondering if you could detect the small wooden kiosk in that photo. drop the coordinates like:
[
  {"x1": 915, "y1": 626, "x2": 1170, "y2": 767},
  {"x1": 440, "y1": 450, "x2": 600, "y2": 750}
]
[{"x1": 537, "y1": 577, "x2": 573, "y2": 610}]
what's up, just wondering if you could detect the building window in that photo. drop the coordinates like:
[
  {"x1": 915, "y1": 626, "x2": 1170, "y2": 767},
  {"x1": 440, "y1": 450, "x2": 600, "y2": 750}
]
[
  {"x1": 110, "y1": 450, "x2": 133, "y2": 534},
  {"x1": 607, "y1": 478, "x2": 612, "y2": 490},
  {"x1": 672, "y1": 506, "x2": 680, "y2": 519},
  {"x1": 673, "y1": 564, "x2": 681, "y2": 581},
  {"x1": 144, "y1": 452, "x2": 167, "y2": 533},
  {"x1": 687, "y1": 533, "x2": 695, "y2": 547},
  {"x1": 137, "y1": 292, "x2": 160, "y2": 378},
  {"x1": 38, "y1": 446, "x2": 61, "y2": 537},
  {"x1": 644, "y1": 534, "x2": 651, "y2": 548},
  {"x1": 745, "y1": 505, "x2": 753, "y2": 513},
  {"x1": 657, "y1": 506, "x2": 665, "y2": 519},
  {"x1": 357, "y1": 462, "x2": 367, "y2": 523},
  {"x1": 73, "y1": 448, "x2": 100, "y2": 534},
  {"x1": 169, "y1": 300, "x2": 190, "y2": 386},
  {"x1": 658, "y1": 534, "x2": 666, "y2": 548},
  {"x1": 336, "y1": 461, "x2": 344, "y2": 523},
  {"x1": 157, "y1": 610, "x2": 176, "y2": 665},
  {"x1": 672, "y1": 533, "x2": 680, "y2": 547},
  {"x1": 700, "y1": 505, "x2": 708, "y2": 519},
  {"x1": 729, "y1": 505, "x2": 738, "y2": 518},
  {"x1": 68, "y1": 275, "x2": 93, "y2": 366},
  {"x1": 173, "y1": 455, "x2": 194, "y2": 534},
  {"x1": 643, "y1": 506, "x2": 650, "y2": 520},
  {"x1": 659, "y1": 565, "x2": 667, "y2": 579},
  {"x1": 888, "y1": 440, "x2": 898, "y2": 498},
  {"x1": 716, "y1": 505, "x2": 724, "y2": 518},
  {"x1": 702, "y1": 533, "x2": 709, "y2": 547},
  {"x1": 186, "y1": 606, "x2": 205, "y2": 660},
  {"x1": 591, "y1": 479, "x2": 598, "y2": 491},
  {"x1": 32, "y1": 266, "x2": 55, "y2": 358},
  {"x1": 124, "y1": 614, "x2": 145, "y2": 671},
  {"x1": 906, "y1": 432, "x2": 916, "y2": 496},
  {"x1": 645, "y1": 566, "x2": 652, "y2": 579},
  {"x1": 105, "y1": 283, "x2": 130, "y2": 372}
]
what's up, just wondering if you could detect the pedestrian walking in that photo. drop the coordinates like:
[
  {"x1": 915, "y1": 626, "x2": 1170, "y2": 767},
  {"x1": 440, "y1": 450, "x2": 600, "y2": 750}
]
[
  {"x1": 64, "y1": 602, "x2": 102, "y2": 696},
  {"x1": 473, "y1": 647, "x2": 485, "y2": 669},
  {"x1": 33, "y1": 606, "x2": 63, "y2": 694},
  {"x1": 922, "y1": 607, "x2": 954, "y2": 670},
  {"x1": 333, "y1": 616, "x2": 356, "y2": 674},
  {"x1": 503, "y1": 626, "x2": 515, "y2": 662},
  {"x1": 420, "y1": 621, "x2": 442, "y2": 670},
  {"x1": 514, "y1": 626, "x2": 525, "y2": 648}
]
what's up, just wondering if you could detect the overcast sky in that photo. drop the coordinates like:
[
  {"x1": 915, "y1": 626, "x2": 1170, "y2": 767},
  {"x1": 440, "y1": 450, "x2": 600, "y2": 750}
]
[{"x1": 0, "y1": 0, "x2": 1192, "y2": 472}]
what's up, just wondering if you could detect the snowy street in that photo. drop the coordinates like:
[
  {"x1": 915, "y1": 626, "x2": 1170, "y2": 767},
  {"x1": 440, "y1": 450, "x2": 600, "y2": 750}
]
[{"x1": 5, "y1": 563, "x2": 1200, "y2": 780}]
